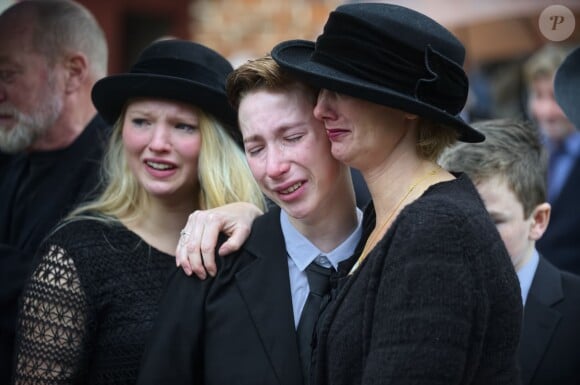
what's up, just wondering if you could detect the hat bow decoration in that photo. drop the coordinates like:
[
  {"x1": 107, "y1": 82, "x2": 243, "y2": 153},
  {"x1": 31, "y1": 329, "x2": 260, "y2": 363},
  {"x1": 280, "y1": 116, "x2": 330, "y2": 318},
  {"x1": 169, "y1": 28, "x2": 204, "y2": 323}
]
[{"x1": 416, "y1": 46, "x2": 468, "y2": 115}]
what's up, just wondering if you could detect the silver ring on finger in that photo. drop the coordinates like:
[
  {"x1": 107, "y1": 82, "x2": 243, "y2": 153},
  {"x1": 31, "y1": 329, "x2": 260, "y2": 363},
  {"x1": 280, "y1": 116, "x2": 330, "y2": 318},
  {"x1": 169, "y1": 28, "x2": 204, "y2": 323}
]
[{"x1": 179, "y1": 229, "x2": 191, "y2": 245}]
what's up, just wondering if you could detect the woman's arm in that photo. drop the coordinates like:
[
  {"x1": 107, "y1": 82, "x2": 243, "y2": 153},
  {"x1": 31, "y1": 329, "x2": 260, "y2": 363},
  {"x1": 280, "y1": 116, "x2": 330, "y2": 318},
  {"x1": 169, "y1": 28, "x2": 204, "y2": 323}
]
[
  {"x1": 176, "y1": 202, "x2": 263, "y2": 279},
  {"x1": 13, "y1": 244, "x2": 92, "y2": 384}
]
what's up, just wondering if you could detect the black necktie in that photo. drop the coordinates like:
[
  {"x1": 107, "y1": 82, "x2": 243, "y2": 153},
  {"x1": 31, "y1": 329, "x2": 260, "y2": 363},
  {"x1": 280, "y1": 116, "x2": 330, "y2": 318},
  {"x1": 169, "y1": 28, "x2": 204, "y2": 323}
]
[{"x1": 297, "y1": 259, "x2": 332, "y2": 384}]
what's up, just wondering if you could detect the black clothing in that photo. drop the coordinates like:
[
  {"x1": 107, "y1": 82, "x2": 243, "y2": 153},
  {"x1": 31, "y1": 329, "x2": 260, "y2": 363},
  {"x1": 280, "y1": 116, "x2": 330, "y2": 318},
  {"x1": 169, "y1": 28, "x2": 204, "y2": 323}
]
[
  {"x1": 138, "y1": 207, "x2": 304, "y2": 385},
  {"x1": 0, "y1": 116, "x2": 109, "y2": 383},
  {"x1": 297, "y1": 262, "x2": 332, "y2": 383},
  {"x1": 350, "y1": 168, "x2": 370, "y2": 209},
  {"x1": 537, "y1": 157, "x2": 580, "y2": 276},
  {"x1": 314, "y1": 175, "x2": 522, "y2": 385},
  {"x1": 519, "y1": 256, "x2": 580, "y2": 385},
  {"x1": 12, "y1": 218, "x2": 176, "y2": 384}
]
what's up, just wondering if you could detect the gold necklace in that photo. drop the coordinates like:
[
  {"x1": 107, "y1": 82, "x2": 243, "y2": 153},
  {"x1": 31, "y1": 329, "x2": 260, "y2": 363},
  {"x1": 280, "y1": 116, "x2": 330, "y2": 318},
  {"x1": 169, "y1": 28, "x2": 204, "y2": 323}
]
[{"x1": 349, "y1": 165, "x2": 441, "y2": 274}]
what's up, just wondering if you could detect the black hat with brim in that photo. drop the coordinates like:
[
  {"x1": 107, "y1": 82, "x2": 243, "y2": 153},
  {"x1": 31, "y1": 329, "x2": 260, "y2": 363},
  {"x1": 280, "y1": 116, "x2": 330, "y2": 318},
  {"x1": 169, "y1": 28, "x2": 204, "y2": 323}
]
[
  {"x1": 271, "y1": 3, "x2": 484, "y2": 143},
  {"x1": 92, "y1": 39, "x2": 238, "y2": 136}
]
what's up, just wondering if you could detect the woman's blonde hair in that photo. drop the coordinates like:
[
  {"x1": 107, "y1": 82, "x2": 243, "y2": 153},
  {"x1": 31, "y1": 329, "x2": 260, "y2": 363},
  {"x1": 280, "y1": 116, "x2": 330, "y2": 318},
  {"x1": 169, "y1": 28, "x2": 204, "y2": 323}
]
[
  {"x1": 416, "y1": 119, "x2": 459, "y2": 161},
  {"x1": 68, "y1": 105, "x2": 266, "y2": 225}
]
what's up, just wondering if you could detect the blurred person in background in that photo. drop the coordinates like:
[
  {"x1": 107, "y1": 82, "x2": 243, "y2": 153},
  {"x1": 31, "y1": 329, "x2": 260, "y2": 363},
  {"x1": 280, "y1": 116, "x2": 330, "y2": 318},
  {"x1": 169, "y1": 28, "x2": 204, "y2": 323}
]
[
  {"x1": 523, "y1": 44, "x2": 580, "y2": 275},
  {"x1": 440, "y1": 119, "x2": 580, "y2": 385},
  {"x1": 0, "y1": 1, "x2": 109, "y2": 382}
]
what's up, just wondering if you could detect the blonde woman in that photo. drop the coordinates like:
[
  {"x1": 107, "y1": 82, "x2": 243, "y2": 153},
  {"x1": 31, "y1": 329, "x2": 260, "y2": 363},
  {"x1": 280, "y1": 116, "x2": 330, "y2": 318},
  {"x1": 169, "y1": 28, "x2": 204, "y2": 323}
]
[
  {"x1": 272, "y1": 3, "x2": 521, "y2": 384},
  {"x1": 12, "y1": 39, "x2": 265, "y2": 384}
]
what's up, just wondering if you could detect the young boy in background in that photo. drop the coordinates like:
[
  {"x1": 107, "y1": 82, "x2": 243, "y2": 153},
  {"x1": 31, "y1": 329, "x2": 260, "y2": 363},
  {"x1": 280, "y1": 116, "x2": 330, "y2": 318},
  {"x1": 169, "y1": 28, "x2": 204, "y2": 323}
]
[{"x1": 440, "y1": 118, "x2": 580, "y2": 385}]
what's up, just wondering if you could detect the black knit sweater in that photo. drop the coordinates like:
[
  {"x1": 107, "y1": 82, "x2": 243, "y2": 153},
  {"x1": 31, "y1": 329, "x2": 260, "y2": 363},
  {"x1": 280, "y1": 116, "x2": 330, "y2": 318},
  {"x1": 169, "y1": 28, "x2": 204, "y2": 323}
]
[
  {"x1": 12, "y1": 219, "x2": 177, "y2": 384},
  {"x1": 314, "y1": 174, "x2": 522, "y2": 385}
]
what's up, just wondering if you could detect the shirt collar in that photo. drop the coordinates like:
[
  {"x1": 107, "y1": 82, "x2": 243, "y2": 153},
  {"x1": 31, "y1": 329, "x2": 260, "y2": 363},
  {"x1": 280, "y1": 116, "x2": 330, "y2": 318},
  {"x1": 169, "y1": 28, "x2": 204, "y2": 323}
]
[
  {"x1": 280, "y1": 208, "x2": 363, "y2": 271},
  {"x1": 516, "y1": 248, "x2": 540, "y2": 305}
]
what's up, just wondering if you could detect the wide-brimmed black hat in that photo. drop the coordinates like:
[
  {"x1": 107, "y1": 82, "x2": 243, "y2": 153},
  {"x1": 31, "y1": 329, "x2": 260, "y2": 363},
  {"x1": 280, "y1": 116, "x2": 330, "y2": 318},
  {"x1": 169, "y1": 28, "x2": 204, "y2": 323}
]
[
  {"x1": 92, "y1": 39, "x2": 237, "y2": 133},
  {"x1": 271, "y1": 3, "x2": 484, "y2": 143},
  {"x1": 555, "y1": 45, "x2": 580, "y2": 129}
]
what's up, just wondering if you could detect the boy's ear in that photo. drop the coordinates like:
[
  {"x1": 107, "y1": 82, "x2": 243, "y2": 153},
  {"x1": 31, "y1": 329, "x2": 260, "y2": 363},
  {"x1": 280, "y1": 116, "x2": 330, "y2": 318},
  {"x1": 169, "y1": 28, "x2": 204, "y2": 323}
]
[{"x1": 529, "y1": 202, "x2": 551, "y2": 241}]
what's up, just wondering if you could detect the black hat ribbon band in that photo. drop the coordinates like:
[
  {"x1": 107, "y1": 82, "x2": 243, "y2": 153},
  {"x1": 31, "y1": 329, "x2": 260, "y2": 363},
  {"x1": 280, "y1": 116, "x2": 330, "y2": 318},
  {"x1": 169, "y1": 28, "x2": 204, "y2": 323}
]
[{"x1": 312, "y1": 13, "x2": 468, "y2": 115}]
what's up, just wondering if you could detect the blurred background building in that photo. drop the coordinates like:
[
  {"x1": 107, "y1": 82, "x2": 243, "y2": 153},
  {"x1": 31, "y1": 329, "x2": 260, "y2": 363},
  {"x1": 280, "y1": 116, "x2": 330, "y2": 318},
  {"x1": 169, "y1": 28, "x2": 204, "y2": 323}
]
[{"x1": 2, "y1": 0, "x2": 580, "y2": 121}]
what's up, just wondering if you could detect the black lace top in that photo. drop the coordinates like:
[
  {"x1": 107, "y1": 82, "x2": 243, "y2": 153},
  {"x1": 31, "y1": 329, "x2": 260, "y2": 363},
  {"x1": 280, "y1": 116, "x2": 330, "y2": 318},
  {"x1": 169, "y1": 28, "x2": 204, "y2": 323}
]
[{"x1": 12, "y1": 218, "x2": 177, "y2": 384}]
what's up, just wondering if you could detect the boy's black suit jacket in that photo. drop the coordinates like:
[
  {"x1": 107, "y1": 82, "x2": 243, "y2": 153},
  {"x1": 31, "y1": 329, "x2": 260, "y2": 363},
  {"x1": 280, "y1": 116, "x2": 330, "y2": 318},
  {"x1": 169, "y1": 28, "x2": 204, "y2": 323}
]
[{"x1": 137, "y1": 207, "x2": 304, "y2": 385}]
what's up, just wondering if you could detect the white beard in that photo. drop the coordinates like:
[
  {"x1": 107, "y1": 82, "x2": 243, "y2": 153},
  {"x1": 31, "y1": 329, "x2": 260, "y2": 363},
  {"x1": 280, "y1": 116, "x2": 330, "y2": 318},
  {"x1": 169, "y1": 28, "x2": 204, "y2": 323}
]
[{"x1": 0, "y1": 96, "x2": 63, "y2": 153}]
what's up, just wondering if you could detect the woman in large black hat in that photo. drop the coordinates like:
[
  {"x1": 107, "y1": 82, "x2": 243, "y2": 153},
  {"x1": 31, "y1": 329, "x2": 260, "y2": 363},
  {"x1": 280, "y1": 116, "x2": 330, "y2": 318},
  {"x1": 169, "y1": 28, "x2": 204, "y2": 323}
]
[
  {"x1": 12, "y1": 39, "x2": 265, "y2": 384},
  {"x1": 272, "y1": 3, "x2": 522, "y2": 384}
]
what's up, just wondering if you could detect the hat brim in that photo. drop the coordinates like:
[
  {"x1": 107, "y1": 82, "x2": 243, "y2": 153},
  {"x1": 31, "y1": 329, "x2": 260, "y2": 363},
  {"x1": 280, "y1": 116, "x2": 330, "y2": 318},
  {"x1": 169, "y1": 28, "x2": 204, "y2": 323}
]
[
  {"x1": 272, "y1": 40, "x2": 484, "y2": 143},
  {"x1": 92, "y1": 73, "x2": 237, "y2": 129},
  {"x1": 555, "y1": 48, "x2": 580, "y2": 130}
]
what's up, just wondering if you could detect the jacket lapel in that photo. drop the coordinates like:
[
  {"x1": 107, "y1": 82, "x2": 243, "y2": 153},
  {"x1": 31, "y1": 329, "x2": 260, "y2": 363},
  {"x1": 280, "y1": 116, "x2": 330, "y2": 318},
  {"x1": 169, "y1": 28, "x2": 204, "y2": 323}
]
[
  {"x1": 235, "y1": 207, "x2": 303, "y2": 385},
  {"x1": 519, "y1": 257, "x2": 563, "y2": 385}
]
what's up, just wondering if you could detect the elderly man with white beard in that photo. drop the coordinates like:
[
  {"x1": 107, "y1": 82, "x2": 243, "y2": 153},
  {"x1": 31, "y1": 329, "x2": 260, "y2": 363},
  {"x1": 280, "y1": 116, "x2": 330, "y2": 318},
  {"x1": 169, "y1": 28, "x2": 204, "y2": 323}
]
[{"x1": 0, "y1": 2, "x2": 109, "y2": 382}]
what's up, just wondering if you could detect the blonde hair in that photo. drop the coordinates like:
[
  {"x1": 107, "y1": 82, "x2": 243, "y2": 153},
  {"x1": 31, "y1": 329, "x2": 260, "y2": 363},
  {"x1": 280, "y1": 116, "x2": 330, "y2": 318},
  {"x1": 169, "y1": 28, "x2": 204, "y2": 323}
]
[
  {"x1": 523, "y1": 44, "x2": 568, "y2": 86},
  {"x1": 416, "y1": 119, "x2": 459, "y2": 161},
  {"x1": 68, "y1": 106, "x2": 266, "y2": 225}
]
